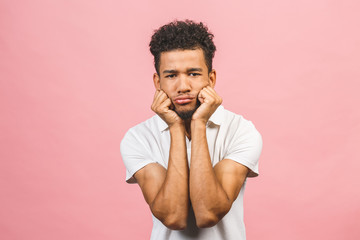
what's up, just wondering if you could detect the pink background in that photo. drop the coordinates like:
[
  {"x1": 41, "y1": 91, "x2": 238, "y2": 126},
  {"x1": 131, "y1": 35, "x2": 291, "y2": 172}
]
[{"x1": 1, "y1": 0, "x2": 359, "y2": 239}]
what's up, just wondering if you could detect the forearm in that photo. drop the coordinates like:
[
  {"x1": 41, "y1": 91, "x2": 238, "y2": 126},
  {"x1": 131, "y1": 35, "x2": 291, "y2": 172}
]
[
  {"x1": 151, "y1": 124, "x2": 189, "y2": 229},
  {"x1": 189, "y1": 121, "x2": 231, "y2": 227}
]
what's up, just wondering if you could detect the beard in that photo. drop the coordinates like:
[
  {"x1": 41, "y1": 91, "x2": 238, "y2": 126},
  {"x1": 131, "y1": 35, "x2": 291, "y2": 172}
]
[{"x1": 174, "y1": 98, "x2": 201, "y2": 120}]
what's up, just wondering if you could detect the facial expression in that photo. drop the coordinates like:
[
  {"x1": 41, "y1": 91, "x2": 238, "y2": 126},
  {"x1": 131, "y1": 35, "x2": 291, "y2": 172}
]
[{"x1": 153, "y1": 48, "x2": 216, "y2": 119}]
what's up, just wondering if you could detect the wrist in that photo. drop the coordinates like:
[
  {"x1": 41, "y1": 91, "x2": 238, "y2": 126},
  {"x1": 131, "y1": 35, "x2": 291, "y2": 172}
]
[
  {"x1": 169, "y1": 122, "x2": 186, "y2": 133},
  {"x1": 191, "y1": 119, "x2": 207, "y2": 130}
]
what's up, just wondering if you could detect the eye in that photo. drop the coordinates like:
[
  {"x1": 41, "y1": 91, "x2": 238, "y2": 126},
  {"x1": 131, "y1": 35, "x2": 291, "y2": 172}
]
[
  {"x1": 165, "y1": 74, "x2": 176, "y2": 78},
  {"x1": 189, "y1": 73, "x2": 201, "y2": 77}
]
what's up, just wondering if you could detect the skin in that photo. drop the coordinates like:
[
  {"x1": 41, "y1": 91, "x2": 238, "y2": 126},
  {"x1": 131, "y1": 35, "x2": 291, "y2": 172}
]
[{"x1": 134, "y1": 48, "x2": 250, "y2": 229}]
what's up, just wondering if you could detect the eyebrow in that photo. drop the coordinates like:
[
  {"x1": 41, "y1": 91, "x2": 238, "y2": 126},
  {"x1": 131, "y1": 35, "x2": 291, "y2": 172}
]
[
  {"x1": 163, "y1": 70, "x2": 178, "y2": 74},
  {"x1": 162, "y1": 68, "x2": 203, "y2": 74},
  {"x1": 187, "y1": 68, "x2": 203, "y2": 72}
]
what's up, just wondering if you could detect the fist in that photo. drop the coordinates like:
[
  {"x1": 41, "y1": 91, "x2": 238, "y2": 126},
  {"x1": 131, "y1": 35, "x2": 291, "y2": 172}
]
[
  {"x1": 151, "y1": 90, "x2": 183, "y2": 127},
  {"x1": 192, "y1": 86, "x2": 222, "y2": 123}
]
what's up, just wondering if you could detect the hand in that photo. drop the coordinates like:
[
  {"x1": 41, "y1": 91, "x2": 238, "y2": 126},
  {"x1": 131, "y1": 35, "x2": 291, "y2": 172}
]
[
  {"x1": 192, "y1": 86, "x2": 222, "y2": 123},
  {"x1": 151, "y1": 90, "x2": 183, "y2": 127}
]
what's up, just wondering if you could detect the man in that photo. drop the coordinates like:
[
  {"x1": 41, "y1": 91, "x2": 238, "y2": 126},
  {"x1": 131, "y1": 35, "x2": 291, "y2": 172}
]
[{"x1": 120, "y1": 20, "x2": 262, "y2": 240}]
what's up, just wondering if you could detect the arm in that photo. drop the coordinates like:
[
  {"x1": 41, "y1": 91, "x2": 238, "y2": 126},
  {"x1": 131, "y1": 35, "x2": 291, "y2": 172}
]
[
  {"x1": 134, "y1": 90, "x2": 189, "y2": 230},
  {"x1": 189, "y1": 86, "x2": 249, "y2": 228},
  {"x1": 190, "y1": 120, "x2": 248, "y2": 228}
]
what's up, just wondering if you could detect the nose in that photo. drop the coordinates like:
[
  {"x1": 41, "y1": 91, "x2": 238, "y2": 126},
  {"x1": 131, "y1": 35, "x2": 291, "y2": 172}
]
[{"x1": 177, "y1": 74, "x2": 191, "y2": 94}]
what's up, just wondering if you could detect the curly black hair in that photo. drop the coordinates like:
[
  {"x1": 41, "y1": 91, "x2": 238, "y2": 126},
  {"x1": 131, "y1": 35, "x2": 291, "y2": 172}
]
[{"x1": 149, "y1": 20, "x2": 216, "y2": 75}]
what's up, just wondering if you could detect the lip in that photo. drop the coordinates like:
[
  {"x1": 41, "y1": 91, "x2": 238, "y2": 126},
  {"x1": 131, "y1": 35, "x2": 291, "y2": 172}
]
[{"x1": 174, "y1": 95, "x2": 195, "y2": 105}]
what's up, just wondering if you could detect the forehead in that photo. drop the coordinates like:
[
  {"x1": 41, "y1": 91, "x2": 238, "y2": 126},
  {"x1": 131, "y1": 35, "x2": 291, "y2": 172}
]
[{"x1": 159, "y1": 48, "x2": 206, "y2": 71}]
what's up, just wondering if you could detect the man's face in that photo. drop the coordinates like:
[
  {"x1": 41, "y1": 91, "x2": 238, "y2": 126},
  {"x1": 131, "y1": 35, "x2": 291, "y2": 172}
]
[{"x1": 153, "y1": 48, "x2": 216, "y2": 119}]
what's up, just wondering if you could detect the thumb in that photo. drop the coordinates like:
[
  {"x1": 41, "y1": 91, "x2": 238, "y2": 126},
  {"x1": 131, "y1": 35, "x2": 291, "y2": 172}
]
[{"x1": 198, "y1": 91, "x2": 205, "y2": 104}]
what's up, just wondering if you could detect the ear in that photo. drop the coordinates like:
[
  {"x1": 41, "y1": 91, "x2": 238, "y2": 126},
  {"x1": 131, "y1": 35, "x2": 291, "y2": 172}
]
[
  {"x1": 153, "y1": 73, "x2": 160, "y2": 90},
  {"x1": 208, "y1": 69, "x2": 216, "y2": 88}
]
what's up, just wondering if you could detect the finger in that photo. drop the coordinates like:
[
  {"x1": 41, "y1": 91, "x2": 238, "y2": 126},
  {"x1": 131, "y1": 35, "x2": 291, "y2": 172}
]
[
  {"x1": 206, "y1": 86, "x2": 218, "y2": 96},
  {"x1": 152, "y1": 90, "x2": 165, "y2": 107},
  {"x1": 202, "y1": 87, "x2": 217, "y2": 99},
  {"x1": 151, "y1": 90, "x2": 160, "y2": 110},
  {"x1": 158, "y1": 90, "x2": 169, "y2": 100},
  {"x1": 153, "y1": 89, "x2": 160, "y2": 101},
  {"x1": 158, "y1": 98, "x2": 172, "y2": 110},
  {"x1": 153, "y1": 90, "x2": 169, "y2": 107},
  {"x1": 198, "y1": 88, "x2": 210, "y2": 103},
  {"x1": 198, "y1": 94, "x2": 205, "y2": 104},
  {"x1": 200, "y1": 88, "x2": 216, "y2": 103},
  {"x1": 204, "y1": 86, "x2": 222, "y2": 104},
  {"x1": 153, "y1": 93, "x2": 172, "y2": 113}
]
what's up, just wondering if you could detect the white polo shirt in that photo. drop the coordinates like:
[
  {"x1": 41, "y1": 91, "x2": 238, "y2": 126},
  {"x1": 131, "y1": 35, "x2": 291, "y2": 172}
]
[{"x1": 120, "y1": 105, "x2": 262, "y2": 240}]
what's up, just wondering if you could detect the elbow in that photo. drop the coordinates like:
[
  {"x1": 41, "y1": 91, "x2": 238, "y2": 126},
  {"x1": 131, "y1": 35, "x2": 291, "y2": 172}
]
[
  {"x1": 196, "y1": 213, "x2": 221, "y2": 228},
  {"x1": 162, "y1": 215, "x2": 187, "y2": 230},
  {"x1": 195, "y1": 206, "x2": 231, "y2": 228},
  {"x1": 151, "y1": 202, "x2": 188, "y2": 230}
]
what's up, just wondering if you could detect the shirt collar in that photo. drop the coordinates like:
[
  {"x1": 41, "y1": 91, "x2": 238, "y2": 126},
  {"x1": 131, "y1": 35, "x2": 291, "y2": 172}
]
[
  {"x1": 157, "y1": 105, "x2": 225, "y2": 132},
  {"x1": 208, "y1": 105, "x2": 225, "y2": 126},
  {"x1": 157, "y1": 115, "x2": 169, "y2": 132}
]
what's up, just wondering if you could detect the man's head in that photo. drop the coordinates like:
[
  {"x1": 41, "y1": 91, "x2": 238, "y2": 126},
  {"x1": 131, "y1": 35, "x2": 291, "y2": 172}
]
[
  {"x1": 149, "y1": 20, "x2": 217, "y2": 120},
  {"x1": 150, "y1": 20, "x2": 216, "y2": 75}
]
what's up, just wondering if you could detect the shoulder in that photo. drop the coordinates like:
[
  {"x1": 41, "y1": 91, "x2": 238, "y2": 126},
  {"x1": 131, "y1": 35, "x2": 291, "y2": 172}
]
[
  {"x1": 220, "y1": 107, "x2": 263, "y2": 158},
  {"x1": 120, "y1": 115, "x2": 165, "y2": 183},
  {"x1": 221, "y1": 107, "x2": 260, "y2": 136},
  {"x1": 220, "y1": 107, "x2": 263, "y2": 177},
  {"x1": 123, "y1": 114, "x2": 161, "y2": 137},
  {"x1": 121, "y1": 114, "x2": 165, "y2": 148}
]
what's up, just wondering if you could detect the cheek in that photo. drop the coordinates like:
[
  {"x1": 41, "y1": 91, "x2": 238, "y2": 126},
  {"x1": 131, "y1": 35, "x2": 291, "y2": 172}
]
[
  {"x1": 159, "y1": 81, "x2": 171, "y2": 91},
  {"x1": 194, "y1": 78, "x2": 210, "y2": 90},
  {"x1": 159, "y1": 85, "x2": 173, "y2": 97}
]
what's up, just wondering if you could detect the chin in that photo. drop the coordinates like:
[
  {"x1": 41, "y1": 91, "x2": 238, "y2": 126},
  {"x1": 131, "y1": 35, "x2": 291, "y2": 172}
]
[{"x1": 174, "y1": 100, "x2": 200, "y2": 120}]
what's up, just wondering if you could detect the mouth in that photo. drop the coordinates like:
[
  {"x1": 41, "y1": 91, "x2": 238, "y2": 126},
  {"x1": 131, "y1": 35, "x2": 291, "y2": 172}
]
[{"x1": 173, "y1": 95, "x2": 195, "y2": 105}]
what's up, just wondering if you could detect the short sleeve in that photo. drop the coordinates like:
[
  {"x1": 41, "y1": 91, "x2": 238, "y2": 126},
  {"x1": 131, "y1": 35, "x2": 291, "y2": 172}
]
[
  {"x1": 120, "y1": 129, "x2": 156, "y2": 183},
  {"x1": 223, "y1": 120, "x2": 263, "y2": 177}
]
